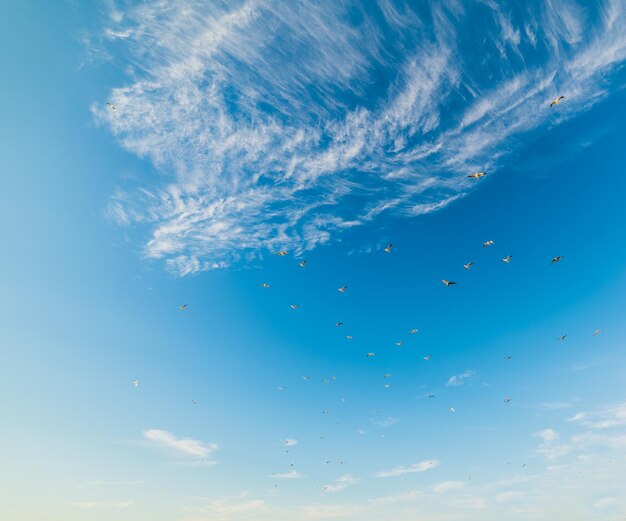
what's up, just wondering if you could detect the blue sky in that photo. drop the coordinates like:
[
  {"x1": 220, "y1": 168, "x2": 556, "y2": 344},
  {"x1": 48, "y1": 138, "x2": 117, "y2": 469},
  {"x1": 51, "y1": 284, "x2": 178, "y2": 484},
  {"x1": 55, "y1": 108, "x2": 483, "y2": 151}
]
[{"x1": 2, "y1": 1, "x2": 626, "y2": 520}]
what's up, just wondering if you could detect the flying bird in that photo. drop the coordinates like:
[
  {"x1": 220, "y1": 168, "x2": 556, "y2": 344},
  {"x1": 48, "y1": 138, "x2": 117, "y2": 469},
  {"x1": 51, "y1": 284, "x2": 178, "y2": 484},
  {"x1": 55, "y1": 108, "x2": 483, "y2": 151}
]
[
  {"x1": 427, "y1": 394, "x2": 436, "y2": 399},
  {"x1": 366, "y1": 352, "x2": 376, "y2": 357},
  {"x1": 463, "y1": 262, "x2": 474, "y2": 269},
  {"x1": 106, "y1": 102, "x2": 117, "y2": 111},
  {"x1": 384, "y1": 244, "x2": 393, "y2": 253},
  {"x1": 132, "y1": 379, "x2": 140, "y2": 387},
  {"x1": 449, "y1": 407, "x2": 456, "y2": 413},
  {"x1": 335, "y1": 322, "x2": 344, "y2": 327},
  {"x1": 302, "y1": 376, "x2": 311, "y2": 381},
  {"x1": 384, "y1": 383, "x2": 390, "y2": 389},
  {"x1": 345, "y1": 335, "x2": 353, "y2": 340},
  {"x1": 502, "y1": 255, "x2": 513, "y2": 263},
  {"x1": 395, "y1": 341, "x2": 404, "y2": 347},
  {"x1": 179, "y1": 304, "x2": 188, "y2": 311},
  {"x1": 592, "y1": 329, "x2": 602, "y2": 336},
  {"x1": 384, "y1": 373, "x2": 392, "y2": 378},
  {"x1": 261, "y1": 283, "x2": 271, "y2": 288},
  {"x1": 504, "y1": 397, "x2": 511, "y2": 403},
  {"x1": 299, "y1": 260, "x2": 307, "y2": 267},
  {"x1": 191, "y1": 400, "x2": 198, "y2": 405},
  {"x1": 468, "y1": 171, "x2": 486, "y2": 179},
  {"x1": 550, "y1": 95, "x2": 565, "y2": 107},
  {"x1": 558, "y1": 335, "x2": 567, "y2": 341},
  {"x1": 442, "y1": 279, "x2": 457, "y2": 286},
  {"x1": 423, "y1": 354, "x2": 432, "y2": 361},
  {"x1": 409, "y1": 328, "x2": 419, "y2": 334},
  {"x1": 483, "y1": 240, "x2": 494, "y2": 247},
  {"x1": 278, "y1": 386, "x2": 286, "y2": 391},
  {"x1": 338, "y1": 286, "x2": 348, "y2": 293},
  {"x1": 276, "y1": 250, "x2": 288, "y2": 256},
  {"x1": 551, "y1": 256, "x2": 564, "y2": 265},
  {"x1": 504, "y1": 355, "x2": 512, "y2": 360},
  {"x1": 290, "y1": 304, "x2": 300, "y2": 310}
]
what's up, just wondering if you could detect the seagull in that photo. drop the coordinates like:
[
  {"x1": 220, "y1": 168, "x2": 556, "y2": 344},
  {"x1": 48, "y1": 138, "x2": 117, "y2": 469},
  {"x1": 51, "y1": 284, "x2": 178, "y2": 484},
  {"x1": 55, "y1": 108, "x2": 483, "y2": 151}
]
[
  {"x1": 366, "y1": 352, "x2": 376, "y2": 357},
  {"x1": 321, "y1": 410, "x2": 330, "y2": 414},
  {"x1": 504, "y1": 355, "x2": 512, "y2": 360},
  {"x1": 558, "y1": 335, "x2": 567, "y2": 341},
  {"x1": 278, "y1": 385, "x2": 286, "y2": 391},
  {"x1": 483, "y1": 240, "x2": 494, "y2": 247},
  {"x1": 504, "y1": 397, "x2": 511, "y2": 403},
  {"x1": 593, "y1": 329, "x2": 602, "y2": 336},
  {"x1": 335, "y1": 322, "x2": 344, "y2": 327},
  {"x1": 384, "y1": 373, "x2": 392, "y2": 378},
  {"x1": 423, "y1": 354, "x2": 432, "y2": 361},
  {"x1": 502, "y1": 255, "x2": 513, "y2": 263},
  {"x1": 338, "y1": 286, "x2": 348, "y2": 293},
  {"x1": 276, "y1": 250, "x2": 288, "y2": 256},
  {"x1": 409, "y1": 329, "x2": 419, "y2": 334},
  {"x1": 345, "y1": 335, "x2": 353, "y2": 340},
  {"x1": 551, "y1": 256, "x2": 564, "y2": 265},
  {"x1": 464, "y1": 262, "x2": 474, "y2": 269},
  {"x1": 261, "y1": 283, "x2": 271, "y2": 288},
  {"x1": 449, "y1": 407, "x2": 456, "y2": 413},
  {"x1": 290, "y1": 304, "x2": 300, "y2": 310},
  {"x1": 467, "y1": 171, "x2": 486, "y2": 179},
  {"x1": 395, "y1": 341, "x2": 404, "y2": 347},
  {"x1": 299, "y1": 260, "x2": 307, "y2": 267},
  {"x1": 384, "y1": 383, "x2": 390, "y2": 389},
  {"x1": 384, "y1": 243, "x2": 393, "y2": 253},
  {"x1": 427, "y1": 394, "x2": 436, "y2": 399},
  {"x1": 132, "y1": 379, "x2": 140, "y2": 387},
  {"x1": 442, "y1": 279, "x2": 457, "y2": 286},
  {"x1": 302, "y1": 376, "x2": 311, "y2": 381},
  {"x1": 550, "y1": 95, "x2": 565, "y2": 107},
  {"x1": 106, "y1": 102, "x2": 117, "y2": 111},
  {"x1": 191, "y1": 400, "x2": 198, "y2": 405},
  {"x1": 179, "y1": 304, "x2": 188, "y2": 311}
]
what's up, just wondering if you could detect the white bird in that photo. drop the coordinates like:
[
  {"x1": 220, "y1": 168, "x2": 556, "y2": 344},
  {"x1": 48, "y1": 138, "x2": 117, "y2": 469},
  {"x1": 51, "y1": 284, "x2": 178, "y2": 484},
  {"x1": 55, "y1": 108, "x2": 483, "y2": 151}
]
[
  {"x1": 409, "y1": 328, "x2": 419, "y2": 334},
  {"x1": 593, "y1": 329, "x2": 602, "y2": 336},
  {"x1": 384, "y1": 383, "x2": 390, "y2": 389},
  {"x1": 335, "y1": 322, "x2": 344, "y2": 327},
  {"x1": 558, "y1": 335, "x2": 567, "y2": 341},
  {"x1": 423, "y1": 354, "x2": 432, "y2": 361},
  {"x1": 504, "y1": 397, "x2": 511, "y2": 403},
  {"x1": 366, "y1": 352, "x2": 376, "y2": 357},
  {"x1": 278, "y1": 385, "x2": 286, "y2": 391},
  {"x1": 276, "y1": 250, "x2": 288, "y2": 256},
  {"x1": 442, "y1": 279, "x2": 457, "y2": 286},
  {"x1": 483, "y1": 240, "x2": 494, "y2": 247},
  {"x1": 302, "y1": 376, "x2": 311, "y2": 381},
  {"x1": 299, "y1": 260, "x2": 307, "y2": 267},
  {"x1": 464, "y1": 262, "x2": 474, "y2": 269},
  {"x1": 449, "y1": 407, "x2": 456, "y2": 413},
  {"x1": 290, "y1": 304, "x2": 300, "y2": 310},
  {"x1": 551, "y1": 256, "x2": 564, "y2": 265},
  {"x1": 132, "y1": 379, "x2": 140, "y2": 387},
  {"x1": 550, "y1": 95, "x2": 565, "y2": 107},
  {"x1": 338, "y1": 286, "x2": 347, "y2": 293},
  {"x1": 384, "y1": 243, "x2": 393, "y2": 253},
  {"x1": 502, "y1": 255, "x2": 513, "y2": 263},
  {"x1": 106, "y1": 102, "x2": 117, "y2": 111},
  {"x1": 345, "y1": 335, "x2": 353, "y2": 340},
  {"x1": 261, "y1": 283, "x2": 271, "y2": 288},
  {"x1": 468, "y1": 171, "x2": 486, "y2": 179},
  {"x1": 395, "y1": 341, "x2": 404, "y2": 347},
  {"x1": 179, "y1": 304, "x2": 188, "y2": 311},
  {"x1": 384, "y1": 373, "x2": 392, "y2": 378}
]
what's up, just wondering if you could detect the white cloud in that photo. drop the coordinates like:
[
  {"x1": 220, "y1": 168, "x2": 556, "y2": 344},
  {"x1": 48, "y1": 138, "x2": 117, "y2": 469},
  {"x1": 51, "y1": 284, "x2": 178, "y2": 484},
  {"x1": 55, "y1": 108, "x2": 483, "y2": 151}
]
[
  {"x1": 432, "y1": 481, "x2": 465, "y2": 494},
  {"x1": 374, "y1": 460, "x2": 438, "y2": 478},
  {"x1": 495, "y1": 491, "x2": 524, "y2": 503},
  {"x1": 95, "y1": 1, "x2": 626, "y2": 275},
  {"x1": 143, "y1": 429, "x2": 218, "y2": 458},
  {"x1": 594, "y1": 496, "x2": 622, "y2": 509},
  {"x1": 323, "y1": 474, "x2": 361, "y2": 493},
  {"x1": 271, "y1": 470, "x2": 301, "y2": 479},
  {"x1": 446, "y1": 370, "x2": 476, "y2": 387},
  {"x1": 371, "y1": 416, "x2": 399, "y2": 428},
  {"x1": 534, "y1": 428, "x2": 559, "y2": 443}
]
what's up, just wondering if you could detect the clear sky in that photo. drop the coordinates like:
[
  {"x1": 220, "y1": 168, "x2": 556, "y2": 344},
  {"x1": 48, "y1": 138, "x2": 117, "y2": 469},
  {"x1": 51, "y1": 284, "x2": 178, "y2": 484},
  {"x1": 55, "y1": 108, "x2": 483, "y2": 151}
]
[{"x1": 1, "y1": 1, "x2": 626, "y2": 520}]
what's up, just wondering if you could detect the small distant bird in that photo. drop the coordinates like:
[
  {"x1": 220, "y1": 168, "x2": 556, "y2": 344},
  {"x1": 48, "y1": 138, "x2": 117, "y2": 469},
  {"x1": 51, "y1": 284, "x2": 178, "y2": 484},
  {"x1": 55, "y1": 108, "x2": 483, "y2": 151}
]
[
  {"x1": 464, "y1": 262, "x2": 474, "y2": 269},
  {"x1": 338, "y1": 286, "x2": 347, "y2": 293},
  {"x1": 321, "y1": 410, "x2": 330, "y2": 414},
  {"x1": 551, "y1": 256, "x2": 564, "y2": 265},
  {"x1": 132, "y1": 379, "x2": 140, "y2": 387},
  {"x1": 504, "y1": 397, "x2": 511, "y2": 403},
  {"x1": 179, "y1": 304, "x2": 188, "y2": 311},
  {"x1": 106, "y1": 102, "x2": 117, "y2": 111},
  {"x1": 290, "y1": 304, "x2": 300, "y2": 310},
  {"x1": 261, "y1": 283, "x2": 271, "y2": 288},
  {"x1": 384, "y1": 383, "x2": 390, "y2": 389},
  {"x1": 192, "y1": 400, "x2": 197, "y2": 405},
  {"x1": 335, "y1": 322, "x2": 344, "y2": 327},
  {"x1": 483, "y1": 240, "x2": 494, "y2": 247},
  {"x1": 276, "y1": 250, "x2": 288, "y2": 256},
  {"x1": 409, "y1": 328, "x2": 419, "y2": 334},
  {"x1": 550, "y1": 95, "x2": 565, "y2": 107},
  {"x1": 504, "y1": 355, "x2": 512, "y2": 360},
  {"x1": 468, "y1": 171, "x2": 486, "y2": 179},
  {"x1": 449, "y1": 407, "x2": 456, "y2": 413},
  {"x1": 395, "y1": 341, "x2": 404, "y2": 347},
  {"x1": 302, "y1": 376, "x2": 311, "y2": 380},
  {"x1": 592, "y1": 329, "x2": 602, "y2": 336},
  {"x1": 427, "y1": 394, "x2": 436, "y2": 399},
  {"x1": 299, "y1": 260, "x2": 307, "y2": 267},
  {"x1": 278, "y1": 385, "x2": 286, "y2": 391},
  {"x1": 366, "y1": 352, "x2": 376, "y2": 357},
  {"x1": 423, "y1": 354, "x2": 432, "y2": 361},
  {"x1": 442, "y1": 279, "x2": 457, "y2": 286},
  {"x1": 384, "y1": 373, "x2": 392, "y2": 378},
  {"x1": 558, "y1": 335, "x2": 567, "y2": 341},
  {"x1": 345, "y1": 335, "x2": 353, "y2": 340},
  {"x1": 502, "y1": 255, "x2": 513, "y2": 263},
  {"x1": 384, "y1": 244, "x2": 393, "y2": 253}
]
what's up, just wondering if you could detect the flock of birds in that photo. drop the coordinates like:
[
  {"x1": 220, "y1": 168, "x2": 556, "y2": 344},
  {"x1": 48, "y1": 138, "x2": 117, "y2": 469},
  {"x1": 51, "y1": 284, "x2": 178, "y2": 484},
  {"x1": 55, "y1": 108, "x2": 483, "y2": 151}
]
[{"x1": 123, "y1": 92, "x2": 607, "y2": 488}]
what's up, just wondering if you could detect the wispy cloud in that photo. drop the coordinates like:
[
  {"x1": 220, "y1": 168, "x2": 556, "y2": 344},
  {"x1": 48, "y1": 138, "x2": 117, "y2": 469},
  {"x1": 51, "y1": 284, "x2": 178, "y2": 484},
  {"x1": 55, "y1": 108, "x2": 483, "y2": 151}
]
[
  {"x1": 432, "y1": 480, "x2": 465, "y2": 494},
  {"x1": 95, "y1": 1, "x2": 626, "y2": 275},
  {"x1": 143, "y1": 429, "x2": 218, "y2": 459},
  {"x1": 271, "y1": 470, "x2": 301, "y2": 479},
  {"x1": 374, "y1": 459, "x2": 438, "y2": 478},
  {"x1": 323, "y1": 474, "x2": 360, "y2": 493},
  {"x1": 446, "y1": 370, "x2": 476, "y2": 387}
]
